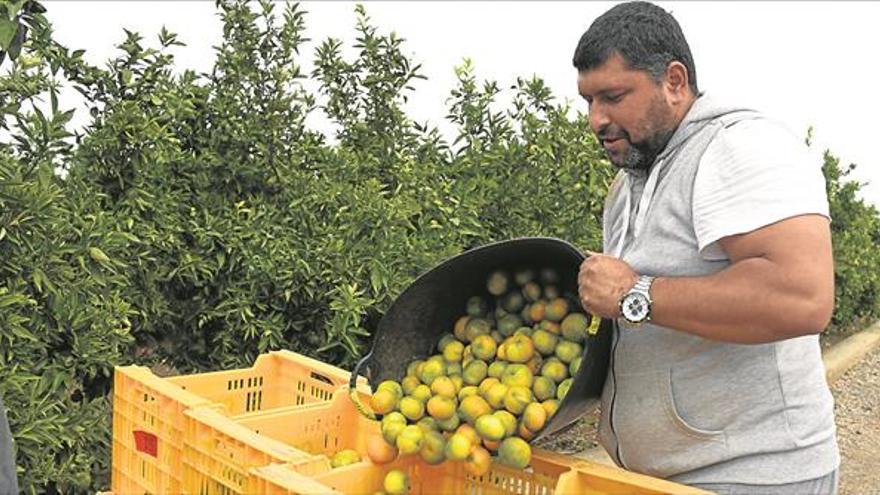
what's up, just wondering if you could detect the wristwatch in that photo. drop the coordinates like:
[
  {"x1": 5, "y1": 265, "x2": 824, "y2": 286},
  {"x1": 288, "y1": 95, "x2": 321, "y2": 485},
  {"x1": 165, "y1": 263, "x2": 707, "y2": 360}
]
[{"x1": 619, "y1": 275, "x2": 655, "y2": 325}]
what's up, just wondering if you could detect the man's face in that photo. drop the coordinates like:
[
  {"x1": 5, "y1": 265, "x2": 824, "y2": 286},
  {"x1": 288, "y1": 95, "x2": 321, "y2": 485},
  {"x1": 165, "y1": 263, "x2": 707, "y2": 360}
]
[{"x1": 577, "y1": 53, "x2": 678, "y2": 170}]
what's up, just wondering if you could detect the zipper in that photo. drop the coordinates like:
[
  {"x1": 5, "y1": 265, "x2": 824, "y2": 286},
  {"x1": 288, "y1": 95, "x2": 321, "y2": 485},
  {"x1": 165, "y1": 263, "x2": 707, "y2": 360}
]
[{"x1": 608, "y1": 318, "x2": 626, "y2": 468}]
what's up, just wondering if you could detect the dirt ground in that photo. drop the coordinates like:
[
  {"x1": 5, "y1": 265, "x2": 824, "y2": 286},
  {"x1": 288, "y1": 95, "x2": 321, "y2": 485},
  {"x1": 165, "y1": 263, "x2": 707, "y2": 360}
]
[{"x1": 833, "y1": 345, "x2": 880, "y2": 494}]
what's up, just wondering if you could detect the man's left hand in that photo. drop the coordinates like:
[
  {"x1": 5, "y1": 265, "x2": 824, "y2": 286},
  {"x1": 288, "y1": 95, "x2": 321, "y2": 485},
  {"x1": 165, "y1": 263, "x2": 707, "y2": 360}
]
[{"x1": 578, "y1": 251, "x2": 639, "y2": 318}]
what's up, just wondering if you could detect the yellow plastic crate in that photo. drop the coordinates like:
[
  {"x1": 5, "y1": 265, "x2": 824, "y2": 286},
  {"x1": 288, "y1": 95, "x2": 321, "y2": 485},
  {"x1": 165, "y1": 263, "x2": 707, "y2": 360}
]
[
  {"x1": 111, "y1": 350, "x2": 365, "y2": 494},
  {"x1": 250, "y1": 450, "x2": 708, "y2": 494},
  {"x1": 182, "y1": 406, "x2": 325, "y2": 494},
  {"x1": 230, "y1": 390, "x2": 704, "y2": 494}
]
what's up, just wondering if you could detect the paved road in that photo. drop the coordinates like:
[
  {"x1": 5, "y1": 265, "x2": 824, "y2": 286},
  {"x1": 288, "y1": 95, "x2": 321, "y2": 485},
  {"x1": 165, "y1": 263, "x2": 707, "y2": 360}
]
[{"x1": 833, "y1": 344, "x2": 880, "y2": 495}]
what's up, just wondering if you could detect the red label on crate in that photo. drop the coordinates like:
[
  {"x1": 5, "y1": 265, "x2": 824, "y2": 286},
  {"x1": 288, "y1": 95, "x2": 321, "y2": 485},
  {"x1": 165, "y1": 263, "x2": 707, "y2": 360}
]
[{"x1": 133, "y1": 430, "x2": 158, "y2": 457}]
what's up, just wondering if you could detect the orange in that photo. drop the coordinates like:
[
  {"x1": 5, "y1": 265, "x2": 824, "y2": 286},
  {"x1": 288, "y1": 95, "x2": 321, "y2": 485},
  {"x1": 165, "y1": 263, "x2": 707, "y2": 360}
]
[
  {"x1": 444, "y1": 432, "x2": 473, "y2": 461},
  {"x1": 442, "y1": 340, "x2": 465, "y2": 362},
  {"x1": 487, "y1": 270, "x2": 510, "y2": 296},
  {"x1": 561, "y1": 313, "x2": 589, "y2": 343},
  {"x1": 399, "y1": 396, "x2": 425, "y2": 421},
  {"x1": 395, "y1": 425, "x2": 425, "y2": 455},
  {"x1": 542, "y1": 399, "x2": 560, "y2": 418},
  {"x1": 406, "y1": 359, "x2": 423, "y2": 378},
  {"x1": 458, "y1": 395, "x2": 492, "y2": 425},
  {"x1": 449, "y1": 373, "x2": 464, "y2": 392},
  {"x1": 377, "y1": 380, "x2": 403, "y2": 400},
  {"x1": 475, "y1": 414, "x2": 506, "y2": 441},
  {"x1": 426, "y1": 395, "x2": 456, "y2": 421},
  {"x1": 501, "y1": 363, "x2": 534, "y2": 388},
  {"x1": 466, "y1": 296, "x2": 488, "y2": 317},
  {"x1": 465, "y1": 318, "x2": 492, "y2": 342},
  {"x1": 417, "y1": 417, "x2": 438, "y2": 433},
  {"x1": 554, "y1": 340, "x2": 583, "y2": 364},
  {"x1": 543, "y1": 285, "x2": 561, "y2": 300},
  {"x1": 401, "y1": 375, "x2": 420, "y2": 395},
  {"x1": 381, "y1": 412, "x2": 407, "y2": 444},
  {"x1": 502, "y1": 290, "x2": 525, "y2": 313},
  {"x1": 545, "y1": 297, "x2": 569, "y2": 322},
  {"x1": 532, "y1": 329, "x2": 559, "y2": 357},
  {"x1": 525, "y1": 354, "x2": 544, "y2": 375},
  {"x1": 384, "y1": 469, "x2": 410, "y2": 495},
  {"x1": 522, "y1": 402, "x2": 547, "y2": 432},
  {"x1": 503, "y1": 385, "x2": 533, "y2": 415},
  {"x1": 330, "y1": 449, "x2": 361, "y2": 468},
  {"x1": 455, "y1": 424, "x2": 481, "y2": 447},
  {"x1": 411, "y1": 384, "x2": 432, "y2": 403},
  {"x1": 462, "y1": 359, "x2": 489, "y2": 386},
  {"x1": 457, "y1": 385, "x2": 479, "y2": 401},
  {"x1": 498, "y1": 437, "x2": 532, "y2": 469},
  {"x1": 536, "y1": 320, "x2": 561, "y2": 335},
  {"x1": 418, "y1": 356, "x2": 446, "y2": 385},
  {"x1": 514, "y1": 326, "x2": 534, "y2": 338},
  {"x1": 532, "y1": 376, "x2": 557, "y2": 402},
  {"x1": 540, "y1": 357, "x2": 569, "y2": 383},
  {"x1": 484, "y1": 382, "x2": 509, "y2": 409},
  {"x1": 493, "y1": 410, "x2": 517, "y2": 437},
  {"x1": 487, "y1": 360, "x2": 508, "y2": 379},
  {"x1": 366, "y1": 433, "x2": 398, "y2": 464},
  {"x1": 447, "y1": 362, "x2": 463, "y2": 377},
  {"x1": 454, "y1": 315, "x2": 471, "y2": 341},
  {"x1": 436, "y1": 412, "x2": 461, "y2": 432},
  {"x1": 478, "y1": 377, "x2": 500, "y2": 398},
  {"x1": 528, "y1": 301, "x2": 547, "y2": 322},
  {"x1": 430, "y1": 376, "x2": 457, "y2": 399},
  {"x1": 505, "y1": 334, "x2": 535, "y2": 363},
  {"x1": 419, "y1": 430, "x2": 447, "y2": 465},
  {"x1": 518, "y1": 420, "x2": 536, "y2": 441},
  {"x1": 464, "y1": 446, "x2": 492, "y2": 476},
  {"x1": 497, "y1": 314, "x2": 523, "y2": 337},
  {"x1": 437, "y1": 333, "x2": 457, "y2": 353},
  {"x1": 471, "y1": 334, "x2": 497, "y2": 361},
  {"x1": 370, "y1": 389, "x2": 398, "y2": 416},
  {"x1": 522, "y1": 282, "x2": 542, "y2": 302}
]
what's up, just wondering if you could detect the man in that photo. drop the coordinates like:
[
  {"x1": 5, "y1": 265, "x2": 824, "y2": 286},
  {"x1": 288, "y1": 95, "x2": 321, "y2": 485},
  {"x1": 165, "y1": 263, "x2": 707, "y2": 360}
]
[
  {"x1": 0, "y1": 395, "x2": 16, "y2": 494},
  {"x1": 573, "y1": 2, "x2": 839, "y2": 494}
]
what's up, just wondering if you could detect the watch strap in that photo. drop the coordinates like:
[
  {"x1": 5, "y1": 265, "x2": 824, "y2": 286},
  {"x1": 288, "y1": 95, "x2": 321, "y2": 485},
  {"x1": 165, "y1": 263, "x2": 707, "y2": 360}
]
[{"x1": 633, "y1": 275, "x2": 655, "y2": 296}]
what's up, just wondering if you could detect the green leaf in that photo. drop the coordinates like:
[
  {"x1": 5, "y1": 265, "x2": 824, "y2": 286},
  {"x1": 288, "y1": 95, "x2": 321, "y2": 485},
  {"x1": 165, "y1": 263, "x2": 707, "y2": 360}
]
[
  {"x1": 0, "y1": 18, "x2": 16, "y2": 48},
  {"x1": 88, "y1": 247, "x2": 110, "y2": 264}
]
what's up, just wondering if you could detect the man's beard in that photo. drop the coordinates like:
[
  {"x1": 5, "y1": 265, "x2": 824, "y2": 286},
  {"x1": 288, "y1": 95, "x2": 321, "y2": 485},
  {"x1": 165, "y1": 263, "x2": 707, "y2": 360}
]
[
  {"x1": 620, "y1": 126, "x2": 675, "y2": 171},
  {"x1": 612, "y1": 95, "x2": 677, "y2": 171}
]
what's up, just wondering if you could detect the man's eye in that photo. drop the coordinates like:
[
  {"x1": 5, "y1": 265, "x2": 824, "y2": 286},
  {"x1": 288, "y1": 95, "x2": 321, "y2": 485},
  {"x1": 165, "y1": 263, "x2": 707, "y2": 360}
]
[{"x1": 606, "y1": 93, "x2": 623, "y2": 103}]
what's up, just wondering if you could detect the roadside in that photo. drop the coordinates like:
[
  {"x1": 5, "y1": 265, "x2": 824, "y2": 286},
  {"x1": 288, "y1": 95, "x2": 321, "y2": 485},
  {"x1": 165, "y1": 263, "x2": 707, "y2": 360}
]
[{"x1": 834, "y1": 344, "x2": 880, "y2": 495}]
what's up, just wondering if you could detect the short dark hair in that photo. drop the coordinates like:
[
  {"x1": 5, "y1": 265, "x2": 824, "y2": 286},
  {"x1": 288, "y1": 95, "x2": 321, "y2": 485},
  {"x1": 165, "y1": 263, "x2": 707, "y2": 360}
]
[{"x1": 572, "y1": 1, "x2": 699, "y2": 95}]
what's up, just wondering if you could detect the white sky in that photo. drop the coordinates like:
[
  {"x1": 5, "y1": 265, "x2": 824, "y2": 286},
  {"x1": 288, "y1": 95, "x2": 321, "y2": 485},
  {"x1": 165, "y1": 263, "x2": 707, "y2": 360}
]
[{"x1": 45, "y1": 1, "x2": 880, "y2": 207}]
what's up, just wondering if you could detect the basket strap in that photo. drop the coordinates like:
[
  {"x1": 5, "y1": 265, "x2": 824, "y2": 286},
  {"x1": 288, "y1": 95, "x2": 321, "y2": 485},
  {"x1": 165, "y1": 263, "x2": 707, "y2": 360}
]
[
  {"x1": 587, "y1": 314, "x2": 601, "y2": 336},
  {"x1": 348, "y1": 353, "x2": 376, "y2": 420},
  {"x1": 348, "y1": 386, "x2": 376, "y2": 421}
]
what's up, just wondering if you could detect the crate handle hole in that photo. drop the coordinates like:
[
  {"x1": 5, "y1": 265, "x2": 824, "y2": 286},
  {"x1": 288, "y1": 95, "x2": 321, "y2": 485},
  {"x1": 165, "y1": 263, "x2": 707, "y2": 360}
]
[{"x1": 310, "y1": 371, "x2": 333, "y2": 385}]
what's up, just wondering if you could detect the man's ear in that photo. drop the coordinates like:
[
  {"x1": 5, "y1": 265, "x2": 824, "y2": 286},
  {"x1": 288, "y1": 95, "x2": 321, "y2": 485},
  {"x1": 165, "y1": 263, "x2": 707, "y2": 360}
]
[{"x1": 664, "y1": 61, "x2": 690, "y2": 101}]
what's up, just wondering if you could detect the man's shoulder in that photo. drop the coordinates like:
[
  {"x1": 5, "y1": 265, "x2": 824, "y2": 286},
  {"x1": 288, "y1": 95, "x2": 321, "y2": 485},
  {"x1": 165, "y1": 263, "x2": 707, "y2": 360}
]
[{"x1": 705, "y1": 113, "x2": 808, "y2": 165}]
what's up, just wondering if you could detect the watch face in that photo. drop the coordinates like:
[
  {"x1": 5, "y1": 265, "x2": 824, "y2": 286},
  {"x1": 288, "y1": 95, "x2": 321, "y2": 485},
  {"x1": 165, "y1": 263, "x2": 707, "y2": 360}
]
[{"x1": 622, "y1": 292, "x2": 650, "y2": 322}]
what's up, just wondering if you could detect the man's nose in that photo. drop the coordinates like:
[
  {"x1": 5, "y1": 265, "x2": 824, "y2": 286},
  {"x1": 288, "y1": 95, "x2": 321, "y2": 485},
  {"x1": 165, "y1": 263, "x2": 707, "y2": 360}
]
[{"x1": 588, "y1": 105, "x2": 610, "y2": 135}]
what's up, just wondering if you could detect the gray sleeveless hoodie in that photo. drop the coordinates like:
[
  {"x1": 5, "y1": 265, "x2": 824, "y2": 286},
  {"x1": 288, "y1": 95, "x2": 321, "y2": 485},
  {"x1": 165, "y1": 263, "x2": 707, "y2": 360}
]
[{"x1": 599, "y1": 94, "x2": 839, "y2": 485}]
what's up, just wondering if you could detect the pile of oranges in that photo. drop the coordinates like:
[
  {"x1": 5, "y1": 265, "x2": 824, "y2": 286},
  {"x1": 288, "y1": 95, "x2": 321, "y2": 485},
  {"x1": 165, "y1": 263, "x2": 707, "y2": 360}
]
[{"x1": 350, "y1": 267, "x2": 594, "y2": 493}]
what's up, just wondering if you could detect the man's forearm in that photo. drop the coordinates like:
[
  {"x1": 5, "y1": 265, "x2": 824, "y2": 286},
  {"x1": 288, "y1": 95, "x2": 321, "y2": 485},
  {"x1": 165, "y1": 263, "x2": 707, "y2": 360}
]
[{"x1": 650, "y1": 256, "x2": 833, "y2": 344}]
